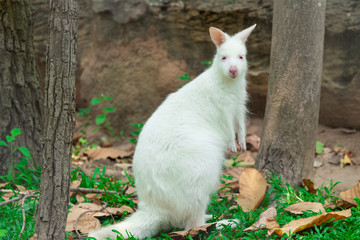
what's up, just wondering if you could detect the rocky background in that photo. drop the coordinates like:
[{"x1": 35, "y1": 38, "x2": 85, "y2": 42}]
[{"x1": 32, "y1": 0, "x2": 360, "y2": 135}]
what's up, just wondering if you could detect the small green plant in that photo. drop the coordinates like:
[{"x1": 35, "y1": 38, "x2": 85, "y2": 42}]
[
  {"x1": 201, "y1": 60, "x2": 212, "y2": 68},
  {"x1": 77, "y1": 94, "x2": 117, "y2": 142},
  {"x1": 73, "y1": 137, "x2": 99, "y2": 156},
  {"x1": 0, "y1": 128, "x2": 33, "y2": 178},
  {"x1": 177, "y1": 73, "x2": 192, "y2": 88},
  {"x1": 316, "y1": 140, "x2": 325, "y2": 154},
  {"x1": 177, "y1": 61, "x2": 212, "y2": 89},
  {"x1": 129, "y1": 123, "x2": 144, "y2": 144}
]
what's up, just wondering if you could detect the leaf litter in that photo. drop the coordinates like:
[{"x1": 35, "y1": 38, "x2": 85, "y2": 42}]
[
  {"x1": 67, "y1": 120, "x2": 360, "y2": 238},
  {"x1": 268, "y1": 209, "x2": 352, "y2": 236},
  {"x1": 340, "y1": 181, "x2": 360, "y2": 206}
]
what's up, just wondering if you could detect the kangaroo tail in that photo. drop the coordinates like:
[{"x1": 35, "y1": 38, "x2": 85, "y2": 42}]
[{"x1": 88, "y1": 209, "x2": 165, "y2": 240}]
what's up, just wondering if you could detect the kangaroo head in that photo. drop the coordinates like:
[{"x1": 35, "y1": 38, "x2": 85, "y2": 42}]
[{"x1": 209, "y1": 24, "x2": 256, "y2": 79}]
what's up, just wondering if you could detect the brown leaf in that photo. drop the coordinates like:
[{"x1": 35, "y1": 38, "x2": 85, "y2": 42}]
[
  {"x1": 66, "y1": 203, "x2": 134, "y2": 233},
  {"x1": 236, "y1": 168, "x2": 267, "y2": 212},
  {"x1": 284, "y1": 202, "x2": 326, "y2": 214},
  {"x1": 341, "y1": 154, "x2": 353, "y2": 167},
  {"x1": 101, "y1": 141, "x2": 113, "y2": 148},
  {"x1": 222, "y1": 166, "x2": 244, "y2": 179},
  {"x1": 266, "y1": 218, "x2": 281, "y2": 231},
  {"x1": 269, "y1": 209, "x2": 352, "y2": 236},
  {"x1": 168, "y1": 223, "x2": 215, "y2": 240},
  {"x1": 302, "y1": 179, "x2": 317, "y2": 194},
  {"x1": 340, "y1": 181, "x2": 360, "y2": 206},
  {"x1": 75, "y1": 193, "x2": 99, "y2": 203},
  {"x1": 246, "y1": 134, "x2": 261, "y2": 152},
  {"x1": 86, "y1": 147, "x2": 132, "y2": 160},
  {"x1": 126, "y1": 186, "x2": 137, "y2": 195},
  {"x1": 234, "y1": 151, "x2": 255, "y2": 163},
  {"x1": 244, "y1": 207, "x2": 277, "y2": 232},
  {"x1": 70, "y1": 180, "x2": 81, "y2": 188},
  {"x1": 69, "y1": 180, "x2": 82, "y2": 198}
]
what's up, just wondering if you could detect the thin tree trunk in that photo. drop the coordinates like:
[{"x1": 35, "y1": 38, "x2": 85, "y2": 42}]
[
  {"x1": 255, "y1": 0, "x2": 326, "y2": 187},
  {"x1": 0, "y1": 0, "x2": 43, "y2": 173},
  {"x1": 36, "y1": 0, "x2": 79, "y2": 239}
]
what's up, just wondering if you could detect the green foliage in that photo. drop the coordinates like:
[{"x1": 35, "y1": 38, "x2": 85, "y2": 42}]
[
  {"x1": 73, "y1": 137, "x2": 98, "y2": 156},
  {"x1": 129, "y1": 123, "x2": 144, "y2": 144},
  {"x1": 0, "y1": 158, "x2": 41, "y2": 190},
  {"x1": 0, "y1": 196, "x2": 38, "y2": 239},
  {"x1": 70, "y1": 167, "x2": 135, "y2": 208},
  {"x1": 77, "y1": 94, "x2": 118, "y2": 142},
  {"x1": 0, "y1": 128, "x2": 38, "y2": 187},
  {"x1": 201, "y1": 60, "x2": 213, "y2": 68},
  {"x1": 0, "y1": 229, "x2": 7, "y2": 237},
  {"x1": 316, "y1": 141, "x2": 325, "y2": 154},
  {"x1": 201, "y1": 173, "x2": 358, "y2": 240},
  {"x1": 177, "y1": 73, "x2": 192, "y2": 88}
]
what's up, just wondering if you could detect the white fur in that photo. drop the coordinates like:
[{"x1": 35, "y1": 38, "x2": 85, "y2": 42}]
[{"x1": 88, "y1": 24, "x2": 256, "y2": 240}]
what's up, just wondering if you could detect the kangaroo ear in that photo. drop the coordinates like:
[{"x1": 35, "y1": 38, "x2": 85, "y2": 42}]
[
  {"x1": 209, "y1": 27, "x2": 228, "y2": 47},
  {"x1": 235, "y1": 24, "x2": 256, "y2": 43}
]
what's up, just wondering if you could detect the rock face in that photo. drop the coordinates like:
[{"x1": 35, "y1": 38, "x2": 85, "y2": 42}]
[{"x1": 32, "y1": 0, "x2": 360, "y2": 134}]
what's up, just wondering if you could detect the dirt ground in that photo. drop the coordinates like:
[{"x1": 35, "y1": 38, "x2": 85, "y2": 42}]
[{"x1": 248, "y1": 118, "x2": 360, "y2": 193}]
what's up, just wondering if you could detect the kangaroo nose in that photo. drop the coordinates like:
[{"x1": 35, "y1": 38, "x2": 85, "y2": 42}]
[{"x1": 229, "y1": 66, "x2": 238, "y2": 77}]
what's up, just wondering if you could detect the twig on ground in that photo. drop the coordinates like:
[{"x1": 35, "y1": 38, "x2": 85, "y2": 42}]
[
  {"x1": 0, "y1": 189, "x2": 37, "y2": 194},
  {"x1": 18, "y1": 193, "x2": 39, "y2": 239},
  {"x1": 0, "y1": 194, "x2": 25, "y2": 207},
  {"x1": 19, "y1": 195, "x2": 27, "y2": 239},
  {"x1": 120, "y1": 185, "x2": 129, "y2": 196},
  {"x1": 0, "y1": 187, "x2": 125, "y2": 200},
  {"x1": 0, "y1": 192, "x2": 39, "y2": 207},
  {"x1": 70, "y1": 187, "x2": 119, "y2": 195}
]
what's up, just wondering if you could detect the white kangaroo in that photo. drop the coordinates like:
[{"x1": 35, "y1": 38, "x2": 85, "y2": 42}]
[{"x1": 88, "y1": 24, "x2": 256, "y2": 239}]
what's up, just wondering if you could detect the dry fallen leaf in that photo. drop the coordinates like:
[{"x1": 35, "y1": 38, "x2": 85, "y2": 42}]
[
  {"x1": 269, "y1": 209, "x2": 352, "y2": 236},
  {"x1": 222, "y1": 166, "x2": 244, "y2": 179},
  {"x1": 245, "y1": 133, "x2": 261, "y2": 152},
  {"x1": 302, "y1": 179, "x2": 317, "y2": 194},
  {"x1": 76, "y1": 193, "x2": 99, "y2": 203},
  {"x1": 69, "y1": 180, "x2": 82, "y2": 198},
  {"x1": 234, "y1": 151, "x2": 255, "y2": 163},
  {"x1": 66, "y1": 203, "x2": 134, "y2": 233},
  {"x1": 266, "y1": 218, "x2": 281, "y2": 231},
  {"x1": 236, "y1": 168, "x2": 267, "y2": 212},
  {"x1": 86, "y1": 147, "x2": 132, "y2": 160},
  {"x1": 244, "y1": 207, "x2": 278, "y2": 232},
  {"x1": 284, "y1": 202, "x2": 326, "y2": 214},
  {"x1": 340, "y1": 181, "x2": 360, "y2": 206},
  {"x1": 168, "y1": 223, "x2": 215, "y2": 240},
  {"x1": 341, "y1": 154, "x2": 353, "y2": 167}
]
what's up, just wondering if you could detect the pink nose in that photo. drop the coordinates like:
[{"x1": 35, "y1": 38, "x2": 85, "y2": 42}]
[{"x1": 229, "y1": 66, "x2": 238, "y2": 77}]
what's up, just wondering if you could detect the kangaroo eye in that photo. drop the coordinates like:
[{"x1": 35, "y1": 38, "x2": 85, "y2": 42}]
[
  {"x1": 239, "y1": 56, "x2": 243, "y2": 59},
  {"x1": 221, "y1": 56, "x2": 227, "y2": 61}
]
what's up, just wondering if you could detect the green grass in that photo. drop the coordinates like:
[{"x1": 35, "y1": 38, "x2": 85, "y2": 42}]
[
  {"x1": 1, "y1": 165, "x2": 359, "y2": 240},
  {"x1": 87, "y1": 173, "x2": 360, "y2": 240},
  {"x1": 0, "y1": 158, "x2": 41, "y2": 239}
]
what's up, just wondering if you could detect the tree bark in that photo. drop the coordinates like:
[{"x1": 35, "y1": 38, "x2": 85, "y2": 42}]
[
  {"x1": 255, "y1": 0, "x2": 326, "y2": 187},
  {"x1": 0, "y1": 0, "x2": 43, "y2": 173},
  {"x1": 36, "y1": 0, "x2": 79, "y2": 239}
]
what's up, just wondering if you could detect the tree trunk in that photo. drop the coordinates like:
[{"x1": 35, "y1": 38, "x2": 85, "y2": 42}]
[
  {"x1": 36, "y1": 0, "x2": 79, "y2": 239},
  {"x1": 255, "y1": 0, "x2": 326, "y2": 187},
  {"x1": 0, "y1": 0, "x2": 43, "y2": 174}
]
